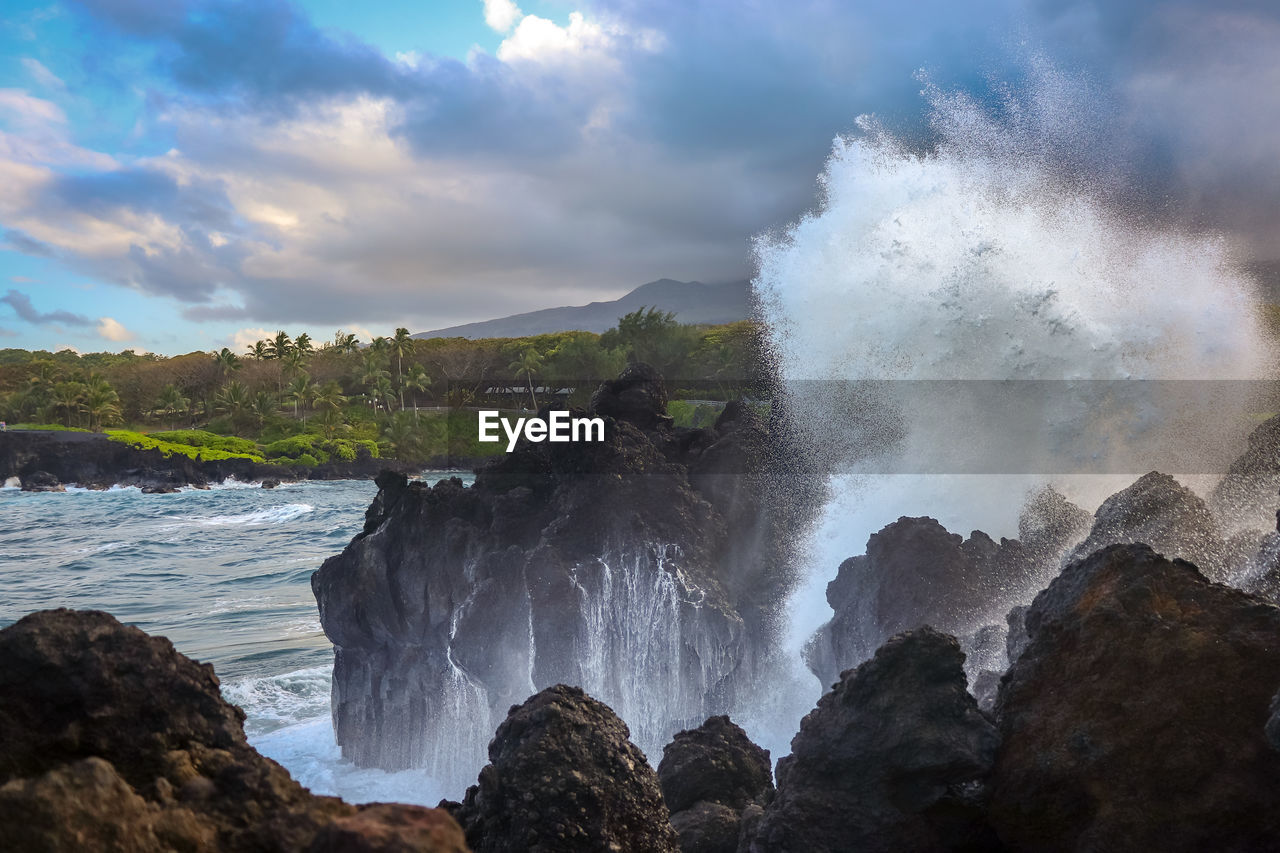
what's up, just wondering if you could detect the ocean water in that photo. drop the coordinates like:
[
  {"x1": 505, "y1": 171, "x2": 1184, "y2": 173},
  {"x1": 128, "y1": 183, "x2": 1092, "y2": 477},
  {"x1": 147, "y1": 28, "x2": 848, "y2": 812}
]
[{"x1": 0, "y1": 473, "x2": 474, "y2": 806}]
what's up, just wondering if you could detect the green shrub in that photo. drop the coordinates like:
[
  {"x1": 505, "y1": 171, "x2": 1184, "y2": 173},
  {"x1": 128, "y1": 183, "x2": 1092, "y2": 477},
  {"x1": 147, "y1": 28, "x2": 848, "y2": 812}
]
[
  {"x1": 262, "y1": 435, "x2": 329, "y2": 463},
  {"x1": 295, "y1": 453, "x2": 320, "y2": 467},
  {"x1": 9, "y1": 423, "x2": 91, "y2": 432},
  {"x1": 151, "y1": 430, "x2": 259, "y2": 455},
  {"x1": 105, "y1": 430, "x2": 264, "y2": 462}
]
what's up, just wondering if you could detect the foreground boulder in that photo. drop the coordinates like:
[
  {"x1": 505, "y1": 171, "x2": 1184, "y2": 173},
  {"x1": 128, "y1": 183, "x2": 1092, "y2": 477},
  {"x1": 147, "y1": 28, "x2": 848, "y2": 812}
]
[
  {"x1": 0, "y1": 609, "x2": 468, "y2": 853},
  {"x1": 989, "y1": 543, "x2": 1280, "y2": 851},
  {"x1": 657, "y1": 715, "x2": 773, "y2": 853},
  {"x1": 746, "y1": 628, "x2": 1000, "y2": 853},
  {"x1": 313, "y1": 365, "x2": 818, "y2": 791},
  {"x1": 448, "y1": 684, "x2": 678, "y2": 853}
]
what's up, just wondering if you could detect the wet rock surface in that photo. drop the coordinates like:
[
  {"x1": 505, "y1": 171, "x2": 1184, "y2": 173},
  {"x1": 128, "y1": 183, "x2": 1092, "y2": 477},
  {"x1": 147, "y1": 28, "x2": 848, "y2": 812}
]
[
  {"x1": 804, "y1": 516, "x2": 1040, "y2": 686},
  {"x1": 746, "y1": 627, "x2": 1000, "y2": 853},
  {"x1": 448, "y1": 684, "x2": 679, "y2": 853},
  {"x1": 313, "y1": 365, "x2": 817, "y2": 789},
  {"x1": 657, "y1": 715, "x2": 773, "y2": 853},
  {"x1": 0, "y1": 609, "x2": 468, "y2": 853},
  {"x1": 989, "y1": 543, "x2": 1280, "y2": 852},
  {"x1": 1069, "y1": 471, "x2": 1229, "y2": 580}
]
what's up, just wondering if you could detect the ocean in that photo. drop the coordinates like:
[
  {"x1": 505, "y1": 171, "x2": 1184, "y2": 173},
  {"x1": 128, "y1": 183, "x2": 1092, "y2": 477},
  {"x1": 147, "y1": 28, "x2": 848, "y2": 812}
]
[{"x1": 0, "y1": 473, "x2": 474, "y2": 806}]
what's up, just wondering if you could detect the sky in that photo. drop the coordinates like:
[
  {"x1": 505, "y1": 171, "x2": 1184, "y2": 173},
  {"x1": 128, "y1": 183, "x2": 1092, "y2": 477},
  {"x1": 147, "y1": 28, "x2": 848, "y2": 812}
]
[{"x1": 1, "y1": 0, "x2": 1279, "y2": 354}]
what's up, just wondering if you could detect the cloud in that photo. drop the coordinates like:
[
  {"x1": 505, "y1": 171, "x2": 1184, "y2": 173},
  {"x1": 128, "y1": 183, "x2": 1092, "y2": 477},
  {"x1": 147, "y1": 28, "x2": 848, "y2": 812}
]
[
  {"x1": 96, "y1": 316, "x2": 133, "y2": 341},
  {"x1": 3, "y1": 0, "x2": 1278, "y2": 338},
  {"x1": 483, "y1": 0, "x2": 521, "y2": 34},
  {"x1": 20, "y1": 58, "x2": 65, "y2": 90},
  {"x1": 0, "y1": 289, "x2": 91, "y2": 326},
  {"x1": 229, "y1": 326, "x2": 272, "y2": 352}
]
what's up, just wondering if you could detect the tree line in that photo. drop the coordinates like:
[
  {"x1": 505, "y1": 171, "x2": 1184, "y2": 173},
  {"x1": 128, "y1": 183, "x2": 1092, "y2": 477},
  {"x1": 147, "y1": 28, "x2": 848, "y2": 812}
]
[{"x1": 0, "y1": 310, "x2": 766, "y2": 462}]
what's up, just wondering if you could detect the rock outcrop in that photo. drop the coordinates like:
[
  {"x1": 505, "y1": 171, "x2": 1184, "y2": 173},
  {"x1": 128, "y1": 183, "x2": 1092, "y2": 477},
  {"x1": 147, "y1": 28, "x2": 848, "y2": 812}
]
[
  {"x1": 448, "y1": 684, "x2": 678, "y2": 853},
  {"x1": 0, "y1": 430, "x2": 400, "y2": 490},
  {"x1": 1210, "y1": 413, "x2": 1280, "y2": 534},
  {"x1": 0, "y1": 608, "x2": 468, "y2": 853},
  {"x1": 313, "y1": 365, "x2": 816, "y2": 791},
  {"x1": 656, "y1": 715, "x2": 773, "y2": 853},
  {"x1": 804, "y1": 517, "x2": 1039, "y2": 686},
  {"x1": 745, "y1": 628, "x2": 1000, "y2": 853},
  {"x1": 1068, "y1": 471, "x2": 1228, "y2": 581},
  {"x1": 989, "y1": 543, "x2": 1280, "y2": 851}
]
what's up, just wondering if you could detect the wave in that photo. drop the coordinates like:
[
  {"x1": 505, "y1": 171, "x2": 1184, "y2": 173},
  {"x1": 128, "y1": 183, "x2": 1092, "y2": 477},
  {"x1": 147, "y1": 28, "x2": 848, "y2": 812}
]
[{"x1": 193, "y1": 504, "x2": 315, "y2": 527}]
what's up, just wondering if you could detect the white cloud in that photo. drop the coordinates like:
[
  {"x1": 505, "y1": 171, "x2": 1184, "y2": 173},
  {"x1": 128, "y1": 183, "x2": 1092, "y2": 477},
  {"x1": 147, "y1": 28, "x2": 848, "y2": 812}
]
[
  {"x1": 497, "y1": 12, "x2": 614, "y2": 65},
  {"x1": 0, "y1": 88, "x2": 66, "y2": 125},
  {"x1": 20, "y1": 58, "x2": 64, "y2": 91},
  {"x1": 97, "y1": 316, "x2": 133, "y2": 341},
  {"x1": 230, "y1": 326, "x2": 273, "y2": 352},
  {"x1": 483, "y1": 0, "x2": 522, "y2": 34}
]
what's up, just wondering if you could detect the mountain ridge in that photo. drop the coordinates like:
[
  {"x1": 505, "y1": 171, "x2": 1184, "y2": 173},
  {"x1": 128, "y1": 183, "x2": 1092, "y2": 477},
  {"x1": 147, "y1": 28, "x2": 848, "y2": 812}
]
[{"x1": 412, "y1": 278, "x2": 752, "y2": 339}]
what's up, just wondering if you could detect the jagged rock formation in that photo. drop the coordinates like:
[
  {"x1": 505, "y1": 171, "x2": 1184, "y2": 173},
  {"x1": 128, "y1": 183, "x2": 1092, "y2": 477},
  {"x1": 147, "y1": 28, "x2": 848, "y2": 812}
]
[
  {"x1": 447, "y1": 684, "x2": 678, "y2": 853},
  {"x1": 1016, "y1": 485, "x2": 1090, "y2": 572},
  {"x1": 656, "y1": 715, "x2": 773, "y2": 853},
  {"x1": 803, "y1": 516, "x2": 1040, "y2": 687},
  {"x1": 0, "y1": 430, "x2": 398, "y2": 490},
  {"x1": 989, "y1": 544, "x2": 1280, "y2": 851},
  {"x1": 313, "y1": 364, "x2": 817, "y2": 790},
  {"x1": 1068, "y1": 471, "x2": 1229, "y2": 581},
  {"x1": 0, "y1": 609, "x2": 467, "y2": 853},
  {"x1": 745, "y1": 628, "x2": 1000, "y2": 852},
  {"x1": 1211, "y1": 413, "x2": 1280, "y2": 534}
]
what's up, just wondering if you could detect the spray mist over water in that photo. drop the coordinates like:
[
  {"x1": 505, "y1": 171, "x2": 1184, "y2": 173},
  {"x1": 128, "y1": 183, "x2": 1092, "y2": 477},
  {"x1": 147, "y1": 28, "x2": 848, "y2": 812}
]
[{"x1": 754, "y1": 70, "x2": 1276, "y2": 664}]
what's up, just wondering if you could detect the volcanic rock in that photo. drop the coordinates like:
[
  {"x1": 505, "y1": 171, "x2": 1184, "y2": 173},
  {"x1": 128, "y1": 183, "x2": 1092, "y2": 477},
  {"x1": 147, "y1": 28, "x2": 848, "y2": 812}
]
[
  {"x1": 989, "y1": 543, "x2": 1280, "y2": 852},
  {"x1": 449, "y1": 684, "x2": 678, "y2": 853},
  {"x1": 0, "y1": 609, "x2": 468, "y2": 853},
  {"x1": 313, "y1": 366, "x2": 817, "y2": 790},
  {"x1": 1068, "y1": 471, "x2": 1228, "y2": 581},
  {"x1": 1210, "y1": 413, "x2": 1280, "y2": 533},
  {"x1": 804, "y1": 517, "x2": 1039, "y2": 686},
  {"x1": 656, "y1": 715, "x2": 772, "y2": 853},
  {"x1": 745, "y1": 628, "x2": 1000, "y2": 853}
]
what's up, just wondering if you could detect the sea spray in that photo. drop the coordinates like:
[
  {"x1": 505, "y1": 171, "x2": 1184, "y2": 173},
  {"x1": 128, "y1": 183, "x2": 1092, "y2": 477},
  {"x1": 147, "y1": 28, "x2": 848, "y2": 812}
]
[{"x1": 755, "y1": 68, "x2": 1276, "y2": 681}]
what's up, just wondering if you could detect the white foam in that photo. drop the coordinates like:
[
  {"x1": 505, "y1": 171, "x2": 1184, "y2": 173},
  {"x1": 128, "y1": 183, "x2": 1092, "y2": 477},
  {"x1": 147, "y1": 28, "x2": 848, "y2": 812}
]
[
  {"x1": 195, "y1": 504, "x2": 314, "y2": 527},
  {"x1": 757, "y1": 66, "x2": 1276, "y2": 686}
]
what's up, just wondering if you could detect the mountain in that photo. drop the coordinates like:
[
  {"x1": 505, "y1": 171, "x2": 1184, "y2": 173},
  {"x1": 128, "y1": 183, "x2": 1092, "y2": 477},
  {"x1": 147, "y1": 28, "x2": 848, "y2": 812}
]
[{"x1": 412, "y1": 279, "x2": 752, "y2": 340}]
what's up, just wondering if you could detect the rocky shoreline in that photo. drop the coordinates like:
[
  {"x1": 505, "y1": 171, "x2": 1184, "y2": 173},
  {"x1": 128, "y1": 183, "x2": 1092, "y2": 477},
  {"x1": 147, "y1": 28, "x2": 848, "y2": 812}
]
[
  {"x1": 0, "y1": 430, "x2": 425, "y2": 492},
  {"x1": 8, "y1": 536, "x2": 1280, "y2": 850}
]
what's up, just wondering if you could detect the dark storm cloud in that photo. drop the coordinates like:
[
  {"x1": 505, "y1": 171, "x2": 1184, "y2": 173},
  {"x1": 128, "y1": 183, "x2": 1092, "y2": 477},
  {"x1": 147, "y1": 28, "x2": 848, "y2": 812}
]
[
  {"x1": 71, "y1": 0, "x2": 406, "y2": 108},
  {"x1": 1, "y1": 290, "x2": 91, "y2": 326}
]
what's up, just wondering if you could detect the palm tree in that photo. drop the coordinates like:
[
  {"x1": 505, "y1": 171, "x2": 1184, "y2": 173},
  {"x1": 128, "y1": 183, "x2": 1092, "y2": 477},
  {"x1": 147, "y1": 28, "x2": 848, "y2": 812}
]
[
  {"x1": 390, "y1": 327, "x2": 414, "y2": 410},
  {"x1": 402, "y1": 364, "x2": 431, "y2": 422},
  {"x1": 333, "y1": 331, "x2": 360, "y2": 355},
  {"x1": 268, "y1": 330, "x2": 293, "y2": 360},
  {"x1": 372, "y1": 375, "x2": 395, "y2": 413},
  {"x1": 285, "y1": 375, "x2": 313, "y2": 420},
  {"x1": 382, "y1": 411, "x2": 421, "y2": 460},
  {"x1": 49, "y1": 381, "x2": 84, "y2": 428},
  {"x1": 154, "y1": 384, "x2": 189, "y2": 429},
  {"x1": 251, "y1": 391, "x2": 278, "y2": 426},
  {"x1": 215, "y1": 380, "x2": 251, "y2": 422},
  {"x1": 81, "y1": 380, "x2": 121, "y2": 431},
  {"x1": 214, "y1": 347, "x2": 241, "y2": 376},
  {"x1": 360, "y1": 355, "x2": 391, "y2": 395},
  {"x1": 247, "y1": 341, "x2": 270, "y2": 361},
  {"x1": 509, "y1": 349, "x2": 543, "y2": 411},
  {"x1": 294, "y1": 332, "x2": 314, "y2": 357},
  {"x1": 312, "y1": 381, "x2": 346, "y2": 413}
]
